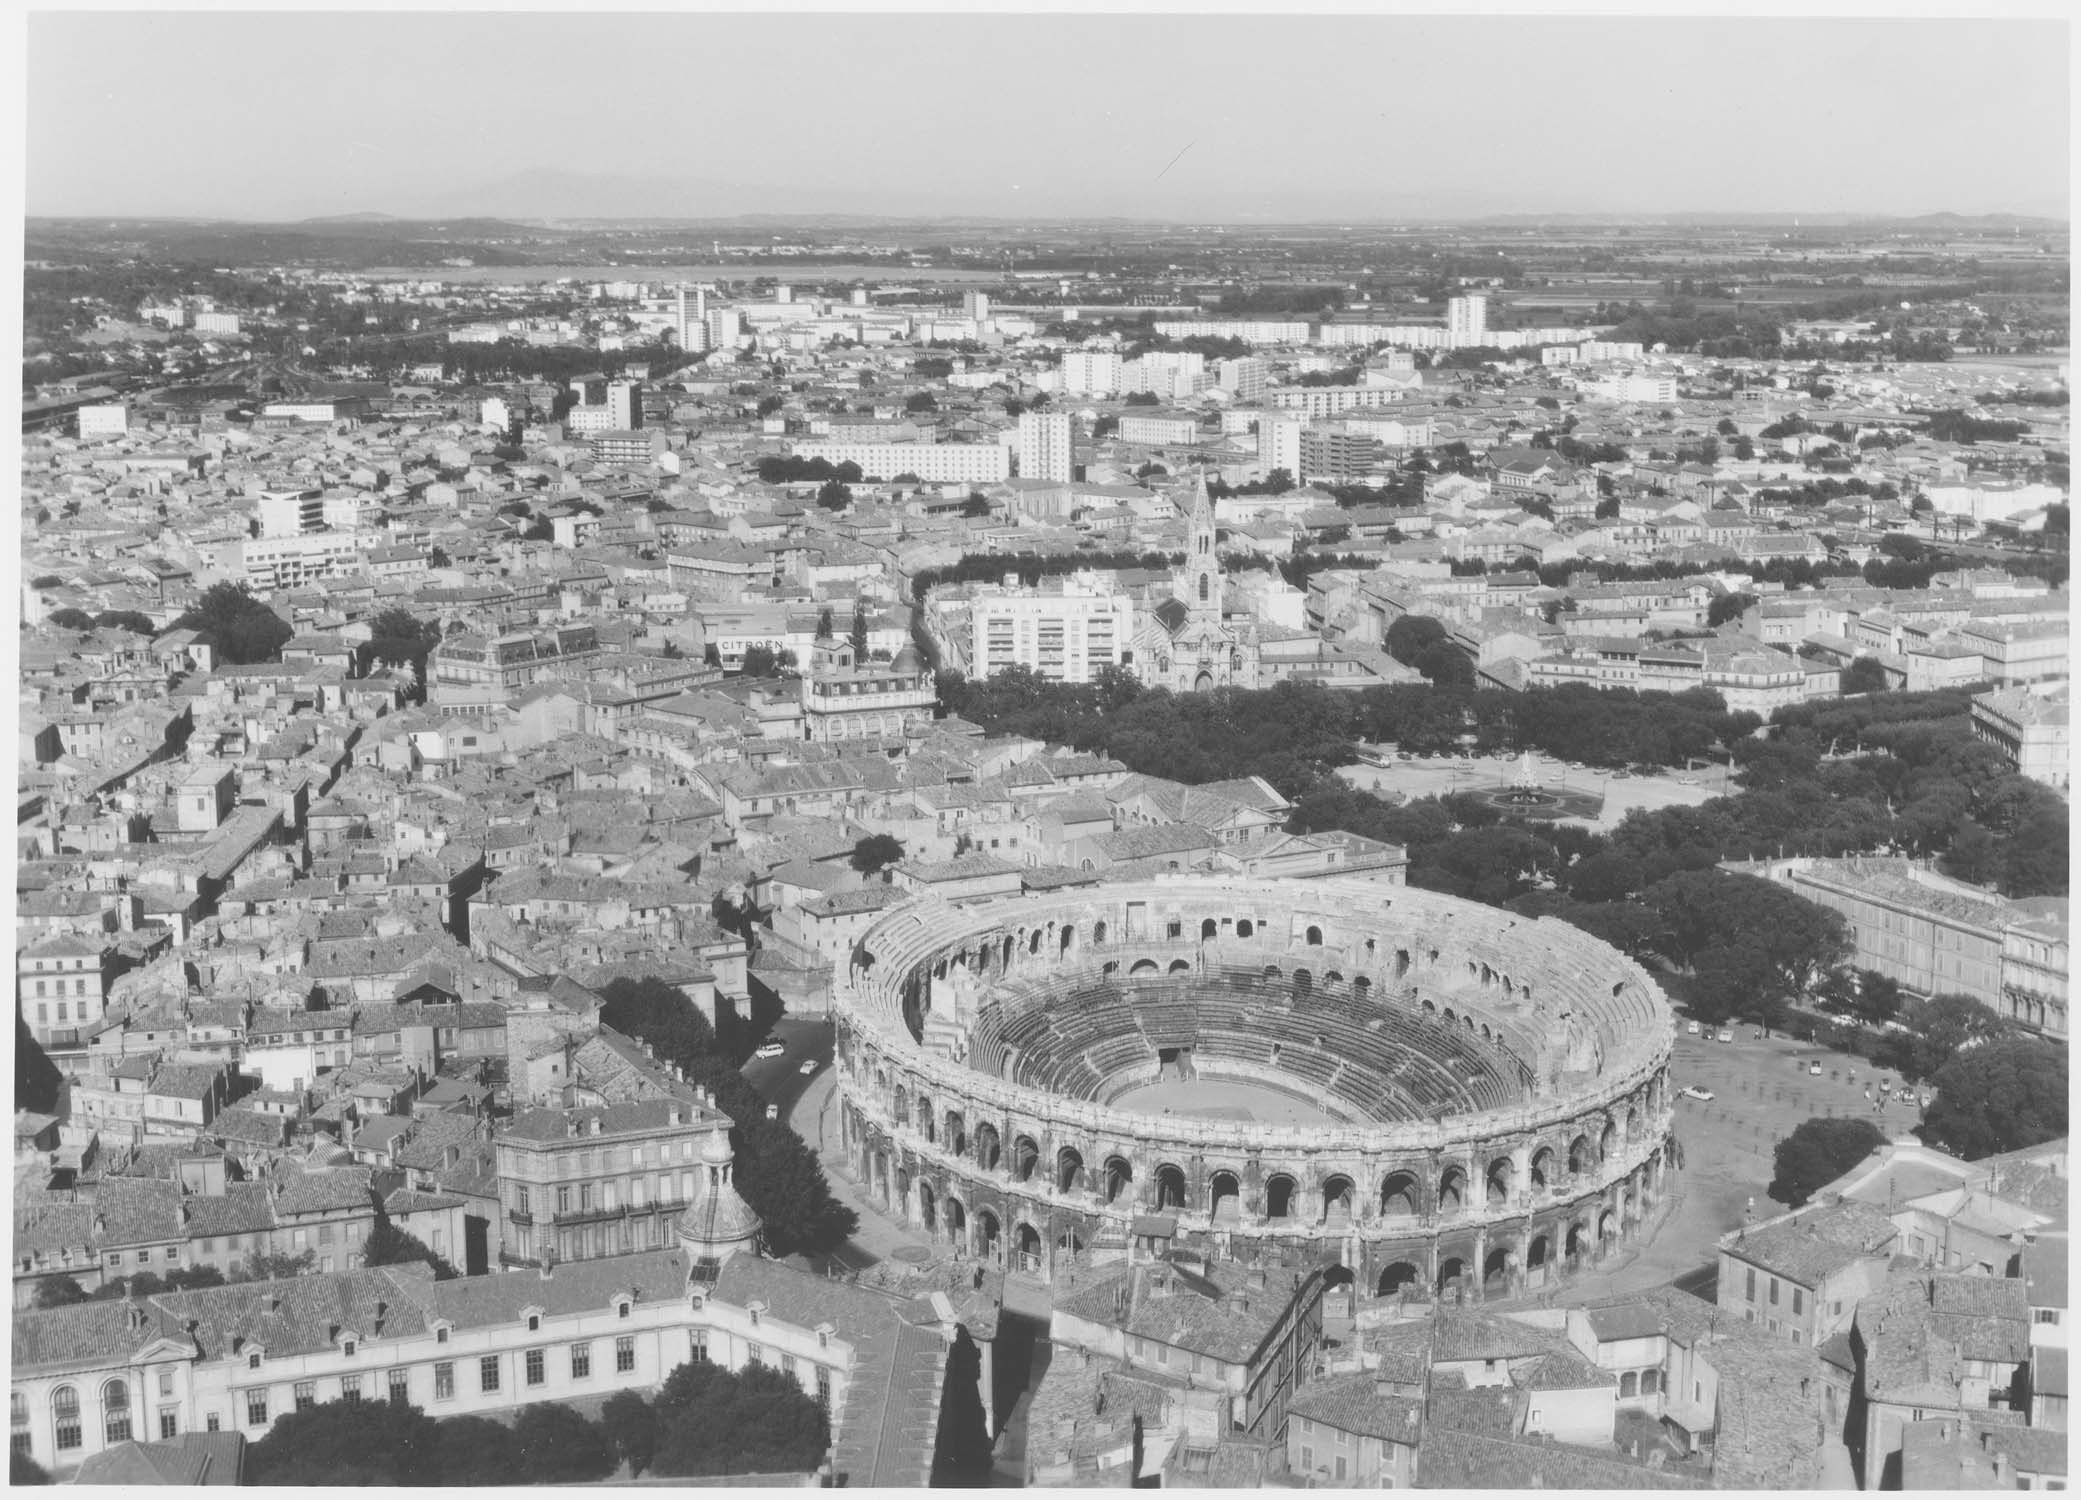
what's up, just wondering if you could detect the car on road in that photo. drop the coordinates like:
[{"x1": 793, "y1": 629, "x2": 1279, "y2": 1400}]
[
  {"x1": 798, "y1": 1058, "x2": 819, "y2": 1075},
  {"x1": 1686, "y1": 1020, "x2": 1701, "y2": 1035},
  {"x1": 1681, "y1": 1086, "x2": 1715, "y2": 1101},
  {"x1": 1809, "y1": 1061, "x2": 1824, "y2": 1076},
  {"x1": 754, "y1": 1041, "x2": 786, "y2": 1060},
  {"x1": 1716, "y1": 1029, "x2": 1735, "y2": 1043},
  {"x1": 1679, "y1": 776, "x2": 1700, "y2": 786}
]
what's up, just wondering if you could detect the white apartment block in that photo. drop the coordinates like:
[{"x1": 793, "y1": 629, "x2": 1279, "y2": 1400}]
[
  {"x1": 1125, "y1": 351, "x2": 1207, "y2": 401},
  {"x1": 1059, "y1": 350, "x2": 1125, "y2": 396},
  {"x1": 1446, "y1": 295, "x2": 1488, "y2": 341},
  {"x1": 192, "y1": 311, "x2": 242, "y2": 336},
  {"x1": 1258, "y1": 415, "x2": 1304, "y2": 478},
  {"x1": 791, "y1": 442, "x2": 1010, "y2": 484},
  {"x1": 256, "y1": 489, "x2": 324, "y2": 539},
  {"x1": 234, "y1": 532, "x2": 380, "y2": 591},
  {"x1": 1585, "y1": 374, "x2": 1680, "y2": 404},
  {"x1": 1217, "y1": 357, "x2": 1269, "y2": 402},
  {"x1": 1118, "y1": 412, "x2": 1201, "y2": 446},
  {"x1": 1151, "y1": 320, "x2": 1312, "y2": 346},
  {"x1": 965, "y1": 582, "x2": 1136, "y2": 684},
  {"x1": 75, "y1": 404, "x2": 130, "y2": 440},
  {"x1": 1339, "y1": 413, "x2": 1436, "y2": 449},
  {"x1": 1271, "y1": 385, "x2": 1407, "y2": 419},
  {"x1": 1017, "y1": 411, "x2": 1074, "y2": 483}
]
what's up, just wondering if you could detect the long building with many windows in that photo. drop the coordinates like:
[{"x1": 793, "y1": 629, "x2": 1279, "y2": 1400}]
[{"x1": 9, "y1": 1140, "x2": 982, "y2": 1487}]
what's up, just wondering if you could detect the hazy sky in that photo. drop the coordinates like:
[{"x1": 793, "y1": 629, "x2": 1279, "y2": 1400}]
[{"x1": 26, "y1": 12, "x2": 2071, "y2": 221}]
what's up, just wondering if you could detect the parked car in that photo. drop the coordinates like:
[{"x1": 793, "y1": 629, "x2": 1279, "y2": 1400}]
[
  {"x1": 1686, "y1": 1020, "x2": 1701, "y2": 1036},
  {"x1": 1809, "y1": 1061, "x2": 1824, "y2": 1076},
  {"x1": 754, "y1": 1041, "x2": 786, "y2": 1060},
  {"x1": 1716, "y1": 1029, "x2": 1735, "y2": 1044},
  {"x1": 798, "y1": 1058, "x2": 819, "y2": 1075},
  {"x1": 1681, "y1": 1086, "x2": 1715, "y2": 1101}
]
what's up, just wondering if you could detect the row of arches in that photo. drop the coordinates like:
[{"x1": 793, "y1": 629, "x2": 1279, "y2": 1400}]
[{"x1": 852, "y1": 1098, "x2": 1671, "y2": 1291}]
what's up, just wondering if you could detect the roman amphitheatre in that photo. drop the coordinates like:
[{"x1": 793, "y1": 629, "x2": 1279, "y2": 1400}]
[{"x1": 833, "y1": 876, "x2": 1677, "y2": 1302}]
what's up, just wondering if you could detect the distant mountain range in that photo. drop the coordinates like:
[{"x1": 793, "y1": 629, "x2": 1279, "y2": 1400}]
[{"x1": 364, "y1": 168, "x2": 2065, "y2": 229}]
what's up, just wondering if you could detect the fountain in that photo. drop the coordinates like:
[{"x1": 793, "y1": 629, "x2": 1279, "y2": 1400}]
[{"x1": 1467, "y1": 750, "x2": 1602, "y2": 820}]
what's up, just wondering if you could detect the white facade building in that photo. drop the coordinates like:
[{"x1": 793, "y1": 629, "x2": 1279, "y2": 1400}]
[
  {"x1": 1017, "y1": 411, "x2": 1074, "y2": 483},
  {"x1": 1059, "y1": 350, "x2": 1125, "y2": 397},
  {"x1": 965, "y1": 578, "x2": 1136, "y2": 684},
  {"x1": 791, "y1": 442, "x2": 1010, "y2": 484},
  {"x1": 1446, "y1": 295, "x2": 1488, "y2": 342}
]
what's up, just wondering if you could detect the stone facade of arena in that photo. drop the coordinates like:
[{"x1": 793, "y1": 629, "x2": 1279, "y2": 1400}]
[{"x1": 833, "y1": 876, "x2": 1678, "y2": 1303}]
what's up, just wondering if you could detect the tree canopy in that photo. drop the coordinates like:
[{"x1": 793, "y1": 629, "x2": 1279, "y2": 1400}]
[
  {"x1": 1922, "y1": 1038, "x2": 2067, "y2": 1160},
  {"x1": 647, "y1": 1358, "x2": 830, "y2": 1478},
  {"x1": 850, "y1": 833, "x2": 906, "y2": 875},
  {"x1": 171, "y1": 581, "x2": 293, "y2": 665},
  {"x1": 1768, "y1": 1115, "x2": 1889, "y2": 1208}
]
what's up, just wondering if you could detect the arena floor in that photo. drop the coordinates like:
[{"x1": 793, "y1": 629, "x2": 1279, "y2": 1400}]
[{"x1": 1108, "y1": 1075, "x2": 1353, "y2": 1126}]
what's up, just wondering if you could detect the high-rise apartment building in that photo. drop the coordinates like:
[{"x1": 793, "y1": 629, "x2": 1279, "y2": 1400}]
[
  {"x1": 706, "y1": 308, "x2": 742, "y2": 350},
  {"x1": 1258, "y1": 415, "x2": 1304, "y2": 479},
  {"x1": 608, "y1": 380, "x2": 643, "y2": 431},
  {"x1": 1018, "y1": 411, "x2": 1074, "y2": 483},
  {"x1": 966, "y1": 579, "x2": 1135, "y2": 684},
  {"x1": 1060, "y1": 349, "x2": 1125, "y2": 397},
  {"x1": 1217, "y1": 357, "x2": 1269, "y2": 402},
  {"x1": 1447, "y1": 295, "x2": 1488, "y2": 343},
  {"x1": 963, "y1": 290, "x2": 991, "y2": 322}
]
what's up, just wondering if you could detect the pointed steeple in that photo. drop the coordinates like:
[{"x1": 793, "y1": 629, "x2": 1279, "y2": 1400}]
[{"x1": 1181, "y1": 470, "x2": 1222, "y2": 625}]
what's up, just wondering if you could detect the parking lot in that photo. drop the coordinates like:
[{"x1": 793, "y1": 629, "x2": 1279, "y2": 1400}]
[
  {"x1": 1336, "y1": 751, "x2": 1735, "y2": 830},
  {"x1": 1569, "y1": 1018, "x2": 1923, "y2": 1301}
]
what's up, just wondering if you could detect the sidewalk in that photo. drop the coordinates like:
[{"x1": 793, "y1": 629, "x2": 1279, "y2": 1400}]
[{"x1": 791, "y1": 1066, "x2": 932, "y2": 1268}]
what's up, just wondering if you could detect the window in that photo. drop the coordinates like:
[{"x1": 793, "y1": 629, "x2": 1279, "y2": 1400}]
[
  {"x1": 294, "y1": 1382, "x2": 316, "y2": 1412},
  {"x1": 580, "y1": 1184, "x2": 593, "y2": 1212},
  {"x1": 436, "y1": 1327, "x2": 450, "y2": 1345},
  {"x1": 11, "y1": 1393, "x2": 31, "y2": 1456},
  {"x1": 1745, "y1": 1267, "x2": 1756, "y2": 1300},
  {"x1": 479, "y1": 1356, "x2": 500, "y2": 1393},
  {"x1": 745, "y1": 1342, "x2": 763, "y2": 1368},
  {"x1": 159, "y1": 1411, "x2": 178, "y2": 1440},
  {"x1": 571, "y1": 1344, "x2": 592, "y2": 1380},
  {"x1": 526, "y1": 1314, "x2": 540, "y2": 1333},
  {"x1": 616, "y1": 1337, "x2": 636, "y2": 1374},
  {"x1": 342, "y1": 1340, "x2": 356, "y2": 1359},
  {"x1": 617, "y1": 1302, "x2": 631, "y2": 1320},
  {"x1": 103, "y1": 1381, "x2": 132, "y2": 1445},
  {"x1": 526, "y1": 1350, "x2": 545, "y2": 1388},
  {"x1": 1769, "y1": 1277, "x2": 1779, "y2": 1307},
  {"x1": 157, "y1": 1369, "x2": 174, "y2": 1399},
  {"x1": 815, "y1": 1366, "x2": 831, "y2": 1411},
  {"x1": 557, "y1": 1187, "x2": 570, "y2": 1214},
  {"x1": 245, "y1": 1390, "x2": 268, "y2": 1429},
  {"x1": 433, "y1": 1364, "x2": 454, "y2": 1401},
  {"x1": 388, "y1": 1370, "x2": 409, "y2": 1406},
  {"x1": 2037, "y1": 1310, "x2": 2060, "y2": 1325},
  {"x1": 53, "y1": 1387, "x2": 81, "y2": 1452},
  {"x1": 1302, "y1": 1446, "x2": 1314, "y2": 1470},
  {"x1": 341, "y1": 1375, "x2": 362, "y2": 1405},
  {"x1": 689, "y1": 1330, "x2": 708, "y2": 1364},
  {"x1": 1793, "y1": 1289, "x2": 1804, "y2": 1316},
  {"x1": 781, "y1": 1354, "x2": 796, "y2": 1378}
]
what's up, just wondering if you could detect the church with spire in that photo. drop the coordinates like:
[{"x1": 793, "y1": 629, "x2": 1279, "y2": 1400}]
[{"x1": 1131, "y1": 472, "x2": 1263, "y2": 693}]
